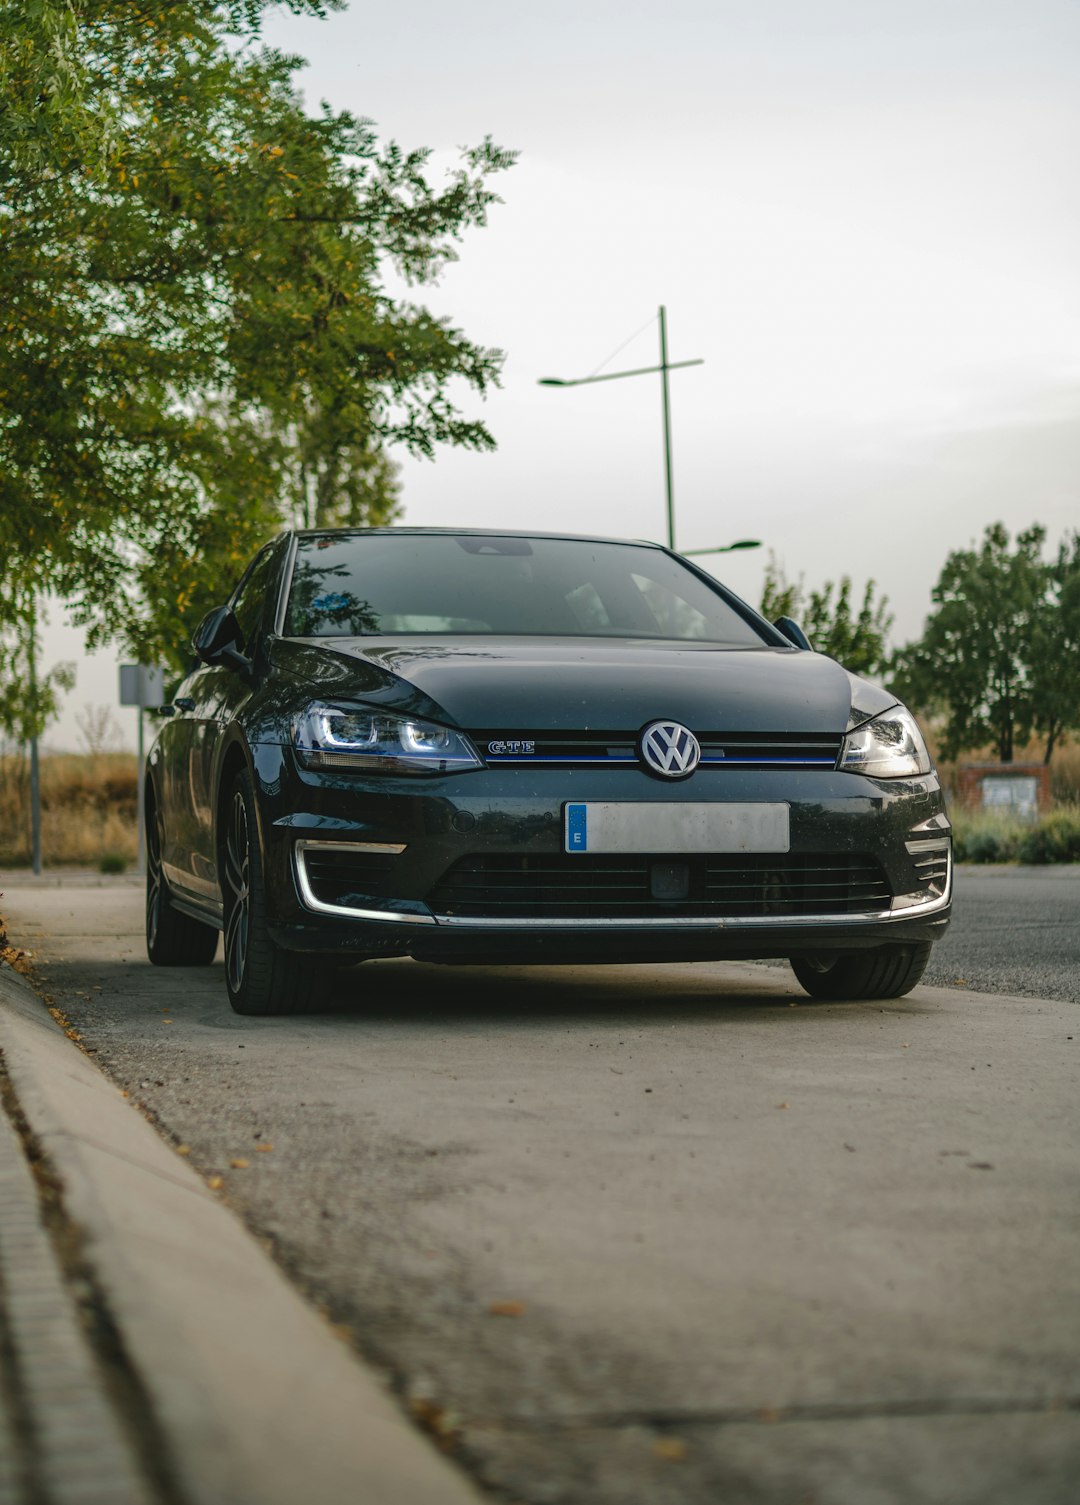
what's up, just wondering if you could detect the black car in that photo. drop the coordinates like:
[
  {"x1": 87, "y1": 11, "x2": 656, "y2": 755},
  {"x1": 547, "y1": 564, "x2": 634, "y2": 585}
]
[{"x1": 145, "y1": 528, "x2": 951, "y2": 1014}]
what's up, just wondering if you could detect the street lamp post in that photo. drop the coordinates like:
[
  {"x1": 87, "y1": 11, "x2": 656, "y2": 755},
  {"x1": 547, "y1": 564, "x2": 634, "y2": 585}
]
[{"x1": 539, "y1": 304, "x2": 703, "y2": 550}]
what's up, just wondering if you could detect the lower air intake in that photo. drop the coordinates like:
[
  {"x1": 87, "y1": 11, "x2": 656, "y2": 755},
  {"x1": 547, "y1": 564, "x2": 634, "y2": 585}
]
[{"x1": 428, "y1": 853, "x2": 892, "y2": 920}]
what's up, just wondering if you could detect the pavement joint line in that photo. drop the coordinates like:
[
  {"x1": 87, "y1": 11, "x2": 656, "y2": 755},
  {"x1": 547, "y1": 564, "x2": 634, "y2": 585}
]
[{"x1": 31, "y1": 1129, "x2": 212, "y2": 1197}]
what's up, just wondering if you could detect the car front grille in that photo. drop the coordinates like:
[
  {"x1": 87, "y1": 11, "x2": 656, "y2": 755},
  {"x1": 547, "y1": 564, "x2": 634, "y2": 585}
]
[
  {"x1": 473, "y1": 730, "x2": 843, "y2": 770},
  {"x1": 427, "y1": 853, "x2": 893, "y2": 920},
  {"x1": 301, "y1": 848, "x2": 399, "y2": 906}
]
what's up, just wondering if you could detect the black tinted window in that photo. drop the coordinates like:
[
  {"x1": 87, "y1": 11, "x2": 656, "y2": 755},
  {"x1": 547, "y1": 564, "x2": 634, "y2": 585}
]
[
  {"x1": 284, "y1": 534, "x2": 767, "y2": 646},
  {"x1": 231, "y1": 544, "x2": 281, "y2": 649}
]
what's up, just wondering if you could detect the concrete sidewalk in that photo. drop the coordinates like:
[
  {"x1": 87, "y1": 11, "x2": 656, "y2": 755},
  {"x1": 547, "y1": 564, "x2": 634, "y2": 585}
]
[{"x1": 0, "y1": 961, "x2": 484, "y2": 1505}]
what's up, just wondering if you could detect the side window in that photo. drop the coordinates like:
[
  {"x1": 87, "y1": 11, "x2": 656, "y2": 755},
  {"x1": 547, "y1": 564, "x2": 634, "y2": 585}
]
[{"x1": 231, "y1": 545, "x2": 282, "y2": 652}]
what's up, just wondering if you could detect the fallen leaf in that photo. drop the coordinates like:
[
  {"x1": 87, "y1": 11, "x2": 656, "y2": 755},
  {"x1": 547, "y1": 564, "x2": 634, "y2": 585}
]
[
  {"x1": 409, "y1": 1397, "x2": 461, "y2": 1439},
  {"x1": 653, "y1": 1438, "x2": 686, "y2": 1461},
  {"x1": 176, "y1": 1144, "x2": 190, "y2": 1156},
  {"x1": 230, "y1": 1157, "x2": 249, "y2": 1169},
  {"x1": 776, "y1": 1102, "x2": 789, "y2": 1110},
  {"x1": 256, "y1": 1143, "x2": 274, "y2": 1153},
  {"x1": 488, "y1": 1300, "x2": 525, "y2": 1317},
  {"x1": 207, "y1": 1175, "x2": 224, "y2": 1190}
]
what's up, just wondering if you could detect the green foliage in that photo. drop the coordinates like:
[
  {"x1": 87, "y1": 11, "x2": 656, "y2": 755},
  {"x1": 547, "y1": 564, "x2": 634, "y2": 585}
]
[
  {"x1": 951, "y1": 805, "x2": 1080, "y2": 864},
  {"x1": 0, "y1": 590, "x2": 75, "y2": 742},
  {"x1": 98, "y1": 851, "x2": 128, "y2": 874},
  {"x1": 892, "y1": 523, "x2": 1080, "y2": 765},
  {"x1": 1016, "y1": 808, "x2": 1080, "y2": 865},
  {"x1": 0, "y1": 0, "x2": 514, "y2": 680},
  {"x1": 1030, "y1": 532, "x2": 1080, "y2": 764},
  {"x1": 759, "y1": 555, "x2": 893, "y2": 677},
  {"x1": 949, "y1": 810, "x2": 1026, "y2": 864}
]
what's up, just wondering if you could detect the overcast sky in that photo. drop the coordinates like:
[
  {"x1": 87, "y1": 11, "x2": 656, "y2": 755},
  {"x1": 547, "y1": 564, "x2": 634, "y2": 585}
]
[{"x1": 43, "y1": 0, "x2": 1079, "y2": 749}]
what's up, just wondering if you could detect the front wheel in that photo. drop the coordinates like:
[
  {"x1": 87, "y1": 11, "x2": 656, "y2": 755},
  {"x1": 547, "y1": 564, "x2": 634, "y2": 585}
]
[
  {"x1": 221, "y1": 771, "x2": 327, "y2": 1016},
  {"x1": 790, "y1": 943, "x2": 932, "y2": 1001}
]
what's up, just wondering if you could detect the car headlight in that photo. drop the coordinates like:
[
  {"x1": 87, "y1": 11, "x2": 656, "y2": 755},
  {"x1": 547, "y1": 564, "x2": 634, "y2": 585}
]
[
  {"x1": 295, "y1": 705, "x2": 482, "y2": 775},
  {"x1": 838, "y1": 706, "x2": 931, "y2": 779}
]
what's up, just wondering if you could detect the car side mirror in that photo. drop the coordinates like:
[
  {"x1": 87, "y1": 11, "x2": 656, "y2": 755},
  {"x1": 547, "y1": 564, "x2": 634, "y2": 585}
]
[
  {"x1": 192, "y1": 605, "x2": 253, "y2": 677},
  {"x1": 774, "y1": 616, "x2": 813, "y2": 651}
]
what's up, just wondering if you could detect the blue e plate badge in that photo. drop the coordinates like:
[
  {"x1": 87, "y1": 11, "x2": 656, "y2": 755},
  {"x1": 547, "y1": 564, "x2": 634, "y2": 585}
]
[{"x1": 565, "y1": 803, "x2": 588, "y2": 852}]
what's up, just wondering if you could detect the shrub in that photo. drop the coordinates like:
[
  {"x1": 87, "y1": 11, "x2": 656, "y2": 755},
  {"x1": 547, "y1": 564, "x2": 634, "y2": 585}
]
[
  {"x1": 951, "y1": 810, "x2": 1026, "y2": 863},
  {"x1": 1017, "y1": 808, "x2": 1080, "y2": 865},
  {"x1": 99, "y1": 852, "x2": 128, "y2": 875}
]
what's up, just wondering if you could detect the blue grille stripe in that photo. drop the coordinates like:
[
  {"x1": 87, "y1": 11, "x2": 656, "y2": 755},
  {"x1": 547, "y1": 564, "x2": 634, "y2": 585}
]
[{"x1": 484, "y1": 755, "x2": 837, "y2": 766}]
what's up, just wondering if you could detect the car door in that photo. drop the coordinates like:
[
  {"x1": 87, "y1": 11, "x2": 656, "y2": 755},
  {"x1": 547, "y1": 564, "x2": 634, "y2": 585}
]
[{"x1": 186, "y1": 540, "x2": 287, "y2": 900}]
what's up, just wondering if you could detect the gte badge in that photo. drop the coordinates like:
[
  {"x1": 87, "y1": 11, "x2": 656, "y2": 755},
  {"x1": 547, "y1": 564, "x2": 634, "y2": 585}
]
[
  {"x1": 487, "y1": 740, "x2": 536, "y2": 756},
  {"x1": 566, "y1": 803, "x2": 588, "y2": 852}
]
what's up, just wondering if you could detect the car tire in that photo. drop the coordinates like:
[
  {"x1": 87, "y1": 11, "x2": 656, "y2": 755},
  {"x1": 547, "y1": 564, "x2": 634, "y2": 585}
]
[
  {"x1": 789, "y1": 942, "x2": 932, "y2": 1001},
  {"x1": 222, "y1": 769, "x2": 325, "y2": 1016},
  {"x1": 146, "y1": 797, "x2": 219, "y2": 966}
]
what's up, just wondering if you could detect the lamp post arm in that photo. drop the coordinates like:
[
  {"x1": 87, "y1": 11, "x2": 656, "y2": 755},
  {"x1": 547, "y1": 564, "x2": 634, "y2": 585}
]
[
  {"x1": 538, "y1": 358, "x2": 703, "y2": 388},
  {"x1": 681, "y1": 541, "x2": 762, "y2": 558}
]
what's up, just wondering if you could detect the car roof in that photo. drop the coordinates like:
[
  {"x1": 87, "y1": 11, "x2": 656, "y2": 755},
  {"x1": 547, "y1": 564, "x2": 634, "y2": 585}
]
[{"x1": 290, "y1": 526, "x2": 666, "y2": 550}]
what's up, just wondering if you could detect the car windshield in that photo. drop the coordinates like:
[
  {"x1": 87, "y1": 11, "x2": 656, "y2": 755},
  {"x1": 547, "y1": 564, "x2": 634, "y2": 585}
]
[{"x1": 283, "y1": 533, "x2": 769, "y2": 645}]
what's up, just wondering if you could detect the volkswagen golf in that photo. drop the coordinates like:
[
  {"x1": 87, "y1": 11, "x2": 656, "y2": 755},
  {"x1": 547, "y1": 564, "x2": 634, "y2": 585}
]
[{"x1": 145, "y1": 528, "x2": 952, "y2": 1014}]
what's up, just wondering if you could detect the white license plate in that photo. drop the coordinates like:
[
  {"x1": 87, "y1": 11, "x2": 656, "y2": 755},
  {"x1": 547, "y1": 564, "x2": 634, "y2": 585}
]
[{"x1": 563, "y1": 802, "x2": 790, "y2": 855}]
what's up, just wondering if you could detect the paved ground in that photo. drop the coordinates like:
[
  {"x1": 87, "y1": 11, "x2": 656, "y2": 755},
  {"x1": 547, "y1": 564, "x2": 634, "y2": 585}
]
[
  {"x1": 0, "y1": 876, "x2": 1077, "y2": 1504},
  {"x1": 923, "y1": 866, "x2": 1080, "y2": 1003}
]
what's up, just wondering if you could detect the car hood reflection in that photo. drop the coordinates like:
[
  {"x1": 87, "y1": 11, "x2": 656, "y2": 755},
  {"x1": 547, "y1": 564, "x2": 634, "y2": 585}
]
[{"x1": 314, "y1": 636, "x2": 861, "y2": 732}]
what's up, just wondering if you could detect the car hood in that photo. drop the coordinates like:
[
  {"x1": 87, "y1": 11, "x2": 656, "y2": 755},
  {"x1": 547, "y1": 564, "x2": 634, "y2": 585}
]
[{"x1": 276, "y1": 636, "x2": 893, "y2": 733}]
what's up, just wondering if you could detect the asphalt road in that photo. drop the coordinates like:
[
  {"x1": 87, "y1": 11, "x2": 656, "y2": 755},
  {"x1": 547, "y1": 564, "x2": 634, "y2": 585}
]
[
  {"x1": 2, "y1": 871, "x2": 1078, "y2": 1505},
  {"x1": 923, "y1": 866, "x2": 1080, "y2": 1003}
]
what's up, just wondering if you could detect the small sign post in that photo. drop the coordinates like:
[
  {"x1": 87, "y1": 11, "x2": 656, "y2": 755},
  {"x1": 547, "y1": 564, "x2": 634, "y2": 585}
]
[{"x1": 119, "y1": 665, "x2": 166, "y2": 874}]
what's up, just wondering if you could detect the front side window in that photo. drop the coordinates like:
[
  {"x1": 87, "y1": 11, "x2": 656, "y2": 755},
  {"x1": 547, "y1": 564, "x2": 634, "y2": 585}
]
[
  {"x1": 284, "y1": 533, "x2": 769, "y2": 646},
  {"x1": 231, "y1": 543, "x2": 283, "y2": 650}
]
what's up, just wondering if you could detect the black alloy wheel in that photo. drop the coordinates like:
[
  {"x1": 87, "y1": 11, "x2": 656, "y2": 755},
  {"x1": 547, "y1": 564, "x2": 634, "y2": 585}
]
[
  {"x1": 145, "y1": 795, "x2": 218, "y2": 967},
  {"x1": 222, "y1": 769, "x2": 324, "y2": 1016},
  {"x1": 789, "y1": 942, "x2": 932, "y2": 1001}
]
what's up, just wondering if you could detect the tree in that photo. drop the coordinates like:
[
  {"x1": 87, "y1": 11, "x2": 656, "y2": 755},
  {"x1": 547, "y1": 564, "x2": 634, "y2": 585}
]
[
  {"x1": 0, "y1": 590, "x2": 75, "y2": 748},
  {"x1": 759, "y1": 555, "x2": 893, "y2": 678},
  {"x1": 891, "y1": 523, "x2": 1047, "y2": 764},
  {"x1": 75, "y1": 703, "x2": 123, "y2": 756},
  {"x1": 0, "y1": 0, "x2": 513, "y2": 671},
  {"x1": 1030, "y1": 532, "x2": 1080, "y2": 764}
]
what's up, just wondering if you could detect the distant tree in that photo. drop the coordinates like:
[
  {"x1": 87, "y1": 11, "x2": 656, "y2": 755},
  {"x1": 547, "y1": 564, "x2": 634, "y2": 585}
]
[
  {"x1": 1030, "y1": 531, "x2": 1080, "y2": 764},
  {"x1": 891, "y1": 523, "x2": 1047, "y2": 764},
  {"x1": 760, "y1": 555, "x2": 893, "y2": 678},
  {"x1": 0, "y1": 592, "x2": 75, "y2": 747},
  {"x1": 75, "y1": 704, "x2": 124, "y2": 757}
]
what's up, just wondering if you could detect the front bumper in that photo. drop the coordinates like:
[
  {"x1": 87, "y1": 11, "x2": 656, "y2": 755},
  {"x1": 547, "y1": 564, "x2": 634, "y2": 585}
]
[{"x1": 254, "y1": 751, "x2": 952, "y2": 964}]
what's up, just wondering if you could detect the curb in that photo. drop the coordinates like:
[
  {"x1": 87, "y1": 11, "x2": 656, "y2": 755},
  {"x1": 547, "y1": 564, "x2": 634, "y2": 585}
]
[{"x1": 0, "y1": 962, "x2": 484, "y2": 1505}]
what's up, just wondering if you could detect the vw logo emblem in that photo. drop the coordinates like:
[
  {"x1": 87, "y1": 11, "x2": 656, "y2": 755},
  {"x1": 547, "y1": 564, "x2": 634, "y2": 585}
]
[{"x1": 639, "y1": 720, "x2": 701, "y2": 779}]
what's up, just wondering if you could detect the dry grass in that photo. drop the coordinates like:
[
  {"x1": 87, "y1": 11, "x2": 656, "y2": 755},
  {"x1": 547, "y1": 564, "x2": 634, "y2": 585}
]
[{"x1": 0, "y1": 751, "x2": 138, "y2": 868}]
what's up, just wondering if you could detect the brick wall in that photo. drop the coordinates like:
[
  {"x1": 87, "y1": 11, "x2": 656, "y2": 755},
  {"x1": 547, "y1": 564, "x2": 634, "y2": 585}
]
[{"x1": 954, "y1": 762, "x2": 1052, "y2": 812}]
